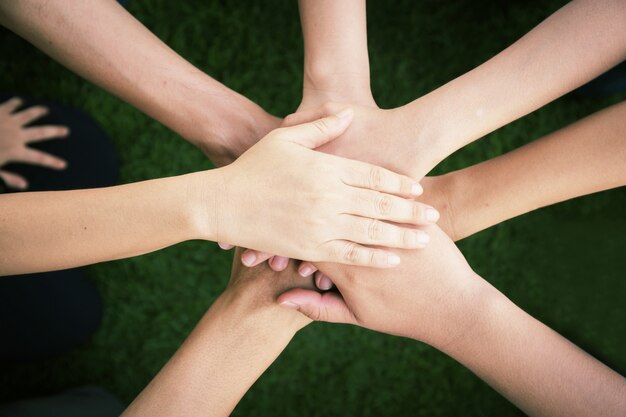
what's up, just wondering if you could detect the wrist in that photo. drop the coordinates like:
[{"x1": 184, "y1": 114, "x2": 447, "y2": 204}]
[
  {"x1": 411, "y1": 272, "x2": 504, "y2": 351},
  {"x1": 217, "y1": 285, "x2": 307, "y2": 339},
  {"x1": 169, "y1": 73, "x2": 280, "y2": 165},
  {"x1": 184, "y1": 169, "x2": 228, "y2": 242},
  {"x1": 302, "y1": 61, "x2": 375, "y2": 107}
]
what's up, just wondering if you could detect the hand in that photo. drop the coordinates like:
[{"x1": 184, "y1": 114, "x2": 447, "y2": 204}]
[
  {"x1": 285, "y1": 102, "x2": 438, "y2": 179},
  {"x1": 277, "y1": 224, "x2": 495, "y2": 348},
  {"x1": 0, "y1": 97, "x2": 69, "y2": 190},
  {"x1": 193, "y1": 107, "x2": 282, "y2": 168},
  {"x1": 206, "y1": 109, "x2": 437, "y2": 268}
]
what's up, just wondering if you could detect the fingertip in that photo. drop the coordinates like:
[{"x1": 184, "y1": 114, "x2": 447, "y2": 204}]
[
  {"x1": 241, "y1": 251, "x2": 256, "y2": 267},
  {"x1": 388, "y1": 253, "x2": 401, "y2": 266},
  {"x1": 298, "y1": 263, "x2": 316, "y2": 277},
  {"x1": 270, "y1": 256, "x2": 289, "y2": 271},
  {"x1": 411, "y1": 183, "x2": 423, "y2": 196},
  {"x1": 425, "y1": 207, "x2": 440, "y2": 223}
]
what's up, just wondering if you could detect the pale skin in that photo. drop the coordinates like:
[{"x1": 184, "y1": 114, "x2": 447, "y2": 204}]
[
  {"x1": 0, "y1": 112, "x2": 437, "y2": 276},
  {"x1": 420, "y1": 100, "x2": 626, "y2": 242},
  {"x1": 0, "y1": 0, "x2": 280, "y2": 166},
  {"x1": 239, "y1": 0, "x2": 626, "y2": 279},
  {"x1": 278, "y1": 225, "x2": 626, "y2": 417}
]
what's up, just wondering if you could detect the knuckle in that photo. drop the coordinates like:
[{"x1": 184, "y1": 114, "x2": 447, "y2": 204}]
[
  {"x1": 375, "y1": 194, "x2": 393, "y2": 216},
  {"x1": 412, "y1": 203, "x2": 425, "y2": 221},
  {"x1": 368, "y1": 166, "x2": 384, "y2": 189},
  {"x1": 367, "y1": 219, "x2": 382, "y2": 241},
  {"x1": 343, "y1": 242, "x2": 362, "y2": 263},
  {"x1": 312, "y1": 118, "x2": 330, "y2": 135}
]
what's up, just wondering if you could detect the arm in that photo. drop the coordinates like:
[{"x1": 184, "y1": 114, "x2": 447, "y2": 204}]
[
  {"x1": 287, "y1": 0, "x2": 626, "y2": 179},
  {"x1": 279, "y1": 226, "x2": 626, "y2": 416},
  {"x1": 1, "y1": 112, "x2": 434, "y2": 275},
  {"x1": 0, "y1": 0, "x2": 280, "y2": 166},
  {"x1": 402, "y1": 0, "x2": 626, "y2": 177},
  {"x1": 420, "y1": 100, "x2": 626, "y2": 241},
  {"x1": 122, "y1": 250, "x2": 313, "y2": 417},
  {"x1": 298, "y1": 0, "x2": 375, "y2": 108},
  {"x1": 0, "y1": 172, "x2": 215, "y2": 275}
]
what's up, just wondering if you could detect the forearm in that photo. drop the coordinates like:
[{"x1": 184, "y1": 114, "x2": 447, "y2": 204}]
[
  {"x1": 401, "y1": 0, "x2": 626, "y2": 172},
  {"x1": 442, "y1": 284, "x2": 626, "y2": 417},
  {"x1": 0, "y1": 0, "x2": 278, "y2": 161},
  {"x1": 0, "y1": 171, "x2": 217, "y2": 275},
  {"x1": 430, "y1": 101, "x2": 626, "y2": 241},
  {"x1": 299, "y1": 0, "x2": 374, "y2": 105},
  {"x1": 123, "y1": 291, "x2": 302, "y2": 417}
]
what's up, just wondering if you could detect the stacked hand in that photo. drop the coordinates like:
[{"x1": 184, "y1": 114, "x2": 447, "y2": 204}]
[
  {"x1": 205, "y1": 109, "x2": 437, "y2": 267},
  {"x1": 0, "y1": 97, "x2": 68, "y2": 190}
]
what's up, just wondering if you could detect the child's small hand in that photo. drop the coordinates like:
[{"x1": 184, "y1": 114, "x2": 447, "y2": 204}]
[{"x1": 0, "y1": 97, "x2": 69, "y2": 190}]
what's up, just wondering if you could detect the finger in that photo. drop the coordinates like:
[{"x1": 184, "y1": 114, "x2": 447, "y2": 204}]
[
  {"x1": 0, "y1": 170, "x2": 28, "y2": 190},
  {"x1": 348, "y1": 189, "x2": 440, "y2": 225},
  {"x1": 324, "y1": 240, "x2": 401, "y2": 268},
  {"x1": 269, "y1": 256, "x2": 289, "y2": 272},
  {"x1": 17, "y1": 148, "x2": 66, "y2": 170},
  {"x1": 24, "y1": 125, "x2": 70, "y2": 143},
  {"x1": 14, "y1": 105, "x2": 48, "y2": 125},
  {"x1": 274, "y1": 108, "x2": 353, "y2": 149},
  {"x1": 342, "y1": 217, "x2": 430, "y2": 249},
  {"x1": 241, "y1": 249, "x2": 273, "y2": 267},
  {"x1": 315, "y1": 271, "x2": 334, "y2": 291},
  {"x1": 277, "y1": 288, "x2": 357, "y2": 325},
  {"x1": 0, "y1": 97, "x2": 23, "y2": 114},
  {"x1": 298, "y1": 261, "x2": 318, "y2": 277},
  {"x1": 341, "y1": 161, "x2": 422, "y2": 198},
  {"x1": 218, "y1": 242, "x2": 234, "y2": 250}
]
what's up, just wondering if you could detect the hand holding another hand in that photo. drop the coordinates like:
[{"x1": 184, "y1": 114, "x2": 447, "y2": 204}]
[
  {"x1": 206, "y1": 109, "x2": 437, "y2": 268},
  {"x1": 277, "y1": 225, "x2": 497, "y2": 348}
]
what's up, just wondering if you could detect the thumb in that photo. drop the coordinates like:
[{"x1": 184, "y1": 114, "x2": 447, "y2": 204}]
[
  {"x1": 277, "y1": 108, "x2": 353, "y2": 149},
  {"x1": 277, "y1": 288, "x2": 357, "y2": 325}
]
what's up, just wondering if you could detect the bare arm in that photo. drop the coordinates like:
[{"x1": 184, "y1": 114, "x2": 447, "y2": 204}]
[
  {"x1": 298, "y1": 0, "x2": 375, "y2": 107},
  {"x1": 279, "y1": 225, "x2": 626, "y2": 416},
  {"x1": 422, "y1": 100, "x2": 626, "y2": 241},
  {"x1": 1, "y1": 114, "x2": 433, "y2": 275},
  {"x1": 288, "y1": 0, "x2": 626, "y2": 180},
  {"x1": 402, "y1": 0, "x2": 626, "y2": 176},
  {"x1": 122, "y1": 252, "x2": 312, "y2": 417},
  {"x1": 0, "y1": 0, "x2": 280, "y2": 165},
  {"x1": 0, "y1": 172, "x2": 216, "y2": 275}
]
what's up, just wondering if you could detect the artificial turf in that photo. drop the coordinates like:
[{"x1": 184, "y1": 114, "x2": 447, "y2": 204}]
[{"x1": 1, "y1": 0, "x2": 625, "y2": 415}]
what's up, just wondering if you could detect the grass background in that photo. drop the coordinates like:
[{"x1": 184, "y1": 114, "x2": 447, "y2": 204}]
[{"x1": 1, "y1": 0, "x2": 625, "y2": 415}]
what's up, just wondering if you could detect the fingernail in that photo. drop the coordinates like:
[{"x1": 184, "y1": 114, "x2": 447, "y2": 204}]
[
  {"x1": 61, "y1": 128, "x2": 70, "y2": 136},
  {"x1": 280, "y1": 301, "x2": 300, "y2": 310},
  {"x1": 57, "y1": 160, "x2": 67, "y2": 169},
  {"x1": 425, "y1": 207, "x2": 440, "y2": 223},
  {"x1": 388, "y1": 254, "x2": 401, "y2": 266},
  {"x1": 417, "y1": 232, "x2": 430, "y2": 245},
  {"x1": 335, "y1": 108, "x2": 353, "y2": 120},
  {"x1": 272, "y1": 256, "x2": 289, "y2": 271},
  {"x1": 411, "y1": 183, "x2": 423, "y2": 196},
  {"x1": 318, "y1": 277, "x2": 333, "y2": 291},
  {"x1": 218, "y1": 242, "x2": 231, "y2": 250},
  {"x1": 242, "y1": 252, "x2": 256, "y2": 266},
  {"x1": 299, "y1": 265, "x2": 315, "y2": 277}
]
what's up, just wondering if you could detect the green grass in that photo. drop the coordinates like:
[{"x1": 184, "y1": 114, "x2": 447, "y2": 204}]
[{"x1": 1, "y1": 0, "x2": 625, "y2": 415}]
